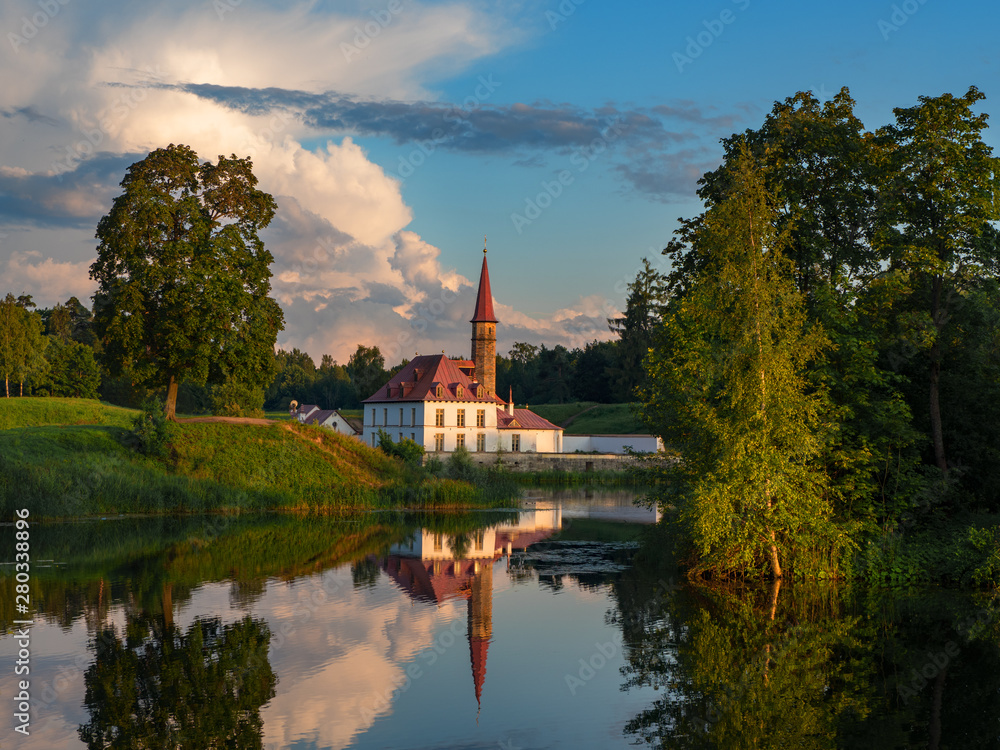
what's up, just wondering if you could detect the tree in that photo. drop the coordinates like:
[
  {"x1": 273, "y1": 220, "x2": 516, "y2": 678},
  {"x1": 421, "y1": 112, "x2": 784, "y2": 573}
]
[
  {"x1": 642, "y1": 149, "x2": 840, "y2": 579},
  {"x1": 90, "y1": 144, "x2": 284, "y2": 420},
  {"x1": 876, "y1": 86, "x2": 999, "y2": 475},
  {"x1": 0, "y1": 294, "x2": 46, "y2": 397},
  {"x1": 608, "y1": 259, "x2": 668, "y2": 401},
  {"x1": 346, "y1": 344, "x2": 386, "y2": 400},
  {"x1": 45, "y1": 340, "x2": 101, "y2": 398}
]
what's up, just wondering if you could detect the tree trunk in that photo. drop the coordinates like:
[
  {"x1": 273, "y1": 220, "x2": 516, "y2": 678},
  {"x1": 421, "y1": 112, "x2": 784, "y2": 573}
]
[
  {"x1": 929, "y1": 276, "x2": 948, "y2": 474},
  {"x1": 767, "y1": 527, "x2": 782, "y2": 579},
  {"x1": 4, "y1": 376, "x2": 7, "y2": 398},
  {"x1": 165, "y1": 375, "x2": 179, "y2": 421},
  {"x1": 19, "y1": 380, "x2": 23, "y2": 397}
]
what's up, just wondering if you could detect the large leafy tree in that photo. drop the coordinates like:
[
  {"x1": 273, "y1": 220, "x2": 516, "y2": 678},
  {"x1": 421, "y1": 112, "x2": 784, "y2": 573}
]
[
  {"x1": 346, "y1": 343, "x2": 386, "y2": 400},
  {"x1": 90, "y1": 144, "x2": 284, "y2": 419},
  {"x1": 642, "y1": 149, "x2": 841, "y2": 578},
  {"x1": 875, "y1": 86, "x2": 999, "y2": 475},
  {"x1": 0, "y1": 294, "x2": 47, "y2": 397}
]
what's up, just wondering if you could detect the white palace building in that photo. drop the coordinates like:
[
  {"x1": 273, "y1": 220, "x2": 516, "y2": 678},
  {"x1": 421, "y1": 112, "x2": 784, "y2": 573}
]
[{"x1": 361, "y1": 247, "x2": 564, "y2": 454}]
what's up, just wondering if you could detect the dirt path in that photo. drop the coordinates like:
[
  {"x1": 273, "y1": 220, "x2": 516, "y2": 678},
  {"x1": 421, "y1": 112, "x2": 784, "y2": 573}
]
[
  {"x1": 559, "y1": 404, "x2": 600, "y2": 429},
  {"x1": 174, "y1": 416, "x2": 276, "y2": 426}
]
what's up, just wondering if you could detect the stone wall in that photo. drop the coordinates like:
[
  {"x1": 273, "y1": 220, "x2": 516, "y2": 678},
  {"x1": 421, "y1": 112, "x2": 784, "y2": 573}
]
[{"x1": 426, "y1": 451, "x2": 641, "y2": 472}]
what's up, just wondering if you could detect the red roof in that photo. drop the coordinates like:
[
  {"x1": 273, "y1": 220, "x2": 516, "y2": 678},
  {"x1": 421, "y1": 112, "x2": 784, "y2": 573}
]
[
  {"x1": 363, "y1": 354, "x2": 504, "y2": 404},
  {"x1": 496, "y1": 407, "x2": 561, "y2": 431},
  {"x1": 470, "y1": 254, "x2": 498, "y2": 323}
]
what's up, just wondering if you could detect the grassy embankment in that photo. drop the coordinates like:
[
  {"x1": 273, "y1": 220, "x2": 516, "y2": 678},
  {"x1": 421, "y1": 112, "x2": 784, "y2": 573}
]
[
  {"x1": 0, "y1": 398, "x2": 514, "y2": 519},
  {"x1": 528, "y1": 401, "x2": 645, "y2": 435}
]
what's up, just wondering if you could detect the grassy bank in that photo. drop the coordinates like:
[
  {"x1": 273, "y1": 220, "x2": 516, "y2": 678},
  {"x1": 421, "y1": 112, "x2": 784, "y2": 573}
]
[
  {"x1": 0, "y1": 398, "x2": 512, "y2": 518},
  {"x1": 528, "y1": 402, "x2": 645, "y2": 434}
]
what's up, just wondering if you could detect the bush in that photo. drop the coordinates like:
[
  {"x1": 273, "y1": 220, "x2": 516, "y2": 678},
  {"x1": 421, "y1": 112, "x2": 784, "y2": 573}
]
[
  {"x1": 210, "y1": 381, "x2": 265, "y2": 418},
  {"x1": 376, "y1": 429, "x2": 425, "y2": 467},
  {"x1": 126, "y1": 398, "x2": 176, "y2": 458}
]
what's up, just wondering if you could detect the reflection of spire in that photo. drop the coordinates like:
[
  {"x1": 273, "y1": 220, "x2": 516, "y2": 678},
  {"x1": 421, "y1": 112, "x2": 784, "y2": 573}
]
[{"x1": 468, "y1": 562, "x2": 493, "y2": 708}]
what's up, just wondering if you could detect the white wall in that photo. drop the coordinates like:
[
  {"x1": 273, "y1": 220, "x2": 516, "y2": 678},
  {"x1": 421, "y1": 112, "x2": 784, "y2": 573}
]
[{"x1": 562, "y1": 434, "x2": 662, "y2": 454}]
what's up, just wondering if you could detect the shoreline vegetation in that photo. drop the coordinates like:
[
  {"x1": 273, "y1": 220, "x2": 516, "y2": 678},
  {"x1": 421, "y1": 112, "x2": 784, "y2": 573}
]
[{"x1": 0, "y1": 397, "x2": 522, "y2": 520}]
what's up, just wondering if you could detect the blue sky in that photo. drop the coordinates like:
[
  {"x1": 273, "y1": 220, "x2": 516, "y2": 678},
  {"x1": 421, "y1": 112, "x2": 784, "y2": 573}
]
[{"x1": 0, "y1": 0, "x2": 996, "y2": 363}]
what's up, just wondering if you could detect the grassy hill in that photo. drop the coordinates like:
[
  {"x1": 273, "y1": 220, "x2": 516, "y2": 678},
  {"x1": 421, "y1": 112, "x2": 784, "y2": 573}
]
[
  {"x1": 528, "y1": 402, "x2": 645, "y2": 435},
  {"x1": 0, "y1": 398, "x2": 497, "y2": 519}
]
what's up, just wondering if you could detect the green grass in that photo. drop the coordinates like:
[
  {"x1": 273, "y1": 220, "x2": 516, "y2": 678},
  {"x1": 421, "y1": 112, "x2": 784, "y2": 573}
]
[
  {"x1": 526, "y1": 401, "x2": 598, "y2": 427},
  {"x1": 0, "y1": 398, "x2": 513, "y2": 518},
  {"x1": 528, "y1": 402, "x2": 645, "y2": 434},
  {"x1": 0, "y1": 397, "x2": 138, "y2": 430}
]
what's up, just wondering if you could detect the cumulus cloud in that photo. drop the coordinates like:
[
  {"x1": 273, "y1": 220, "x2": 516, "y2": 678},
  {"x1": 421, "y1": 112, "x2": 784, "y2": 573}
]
[{"x1": 0, "y1": 0, "x2": 726, "y2": 365}]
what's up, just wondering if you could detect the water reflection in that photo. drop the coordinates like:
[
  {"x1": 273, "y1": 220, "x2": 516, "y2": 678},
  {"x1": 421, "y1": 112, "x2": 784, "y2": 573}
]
[
  {"x1": 610, "y1": 543, "x2": 1000, "y2": 749},
  {"x1": 80, "y1": 613, "x2": 275, "y2": 749},
  {"x1": 2, "y1": 494, "x2": 998, "y2": 748}
]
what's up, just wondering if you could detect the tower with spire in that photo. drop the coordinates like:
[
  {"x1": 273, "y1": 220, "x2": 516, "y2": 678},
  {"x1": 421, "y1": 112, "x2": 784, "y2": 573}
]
[{"x1": 471, "y1": 239, "x2": 498, "y2": 398}]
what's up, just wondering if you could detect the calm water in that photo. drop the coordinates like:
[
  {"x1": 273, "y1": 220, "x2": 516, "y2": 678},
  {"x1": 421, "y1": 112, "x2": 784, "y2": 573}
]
[{"x1": 2, "y1": 489, "x2": 999, "y2": 749}]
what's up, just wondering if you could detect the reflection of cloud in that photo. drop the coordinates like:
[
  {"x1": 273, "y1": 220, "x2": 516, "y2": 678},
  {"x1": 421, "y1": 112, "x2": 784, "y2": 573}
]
[{"x1": 258, "y1": 570, "x2": 465, "y2": 750}]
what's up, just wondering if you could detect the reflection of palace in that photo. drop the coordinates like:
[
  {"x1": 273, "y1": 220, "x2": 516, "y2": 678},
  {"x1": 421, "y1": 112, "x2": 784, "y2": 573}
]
[{"x1": 378, "y1": 508, "x2": 562, "y2": 708}]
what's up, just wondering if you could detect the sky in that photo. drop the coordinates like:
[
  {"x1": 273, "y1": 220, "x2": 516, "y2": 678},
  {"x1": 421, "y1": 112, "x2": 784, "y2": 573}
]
[{"x1": 1, "y1": 0, "x2": 997, "y2": 366}]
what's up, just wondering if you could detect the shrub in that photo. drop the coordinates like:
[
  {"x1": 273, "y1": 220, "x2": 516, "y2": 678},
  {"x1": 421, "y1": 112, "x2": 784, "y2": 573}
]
[
  {"x1": 376, "y1": 429, "x2": 425, "y2": 467},
  {"x1": 126, "y1": 398, "x2": 176, "y2": 458},
  {"x1": 210, "y1": 381, "x2": 265, "y2": 418}
]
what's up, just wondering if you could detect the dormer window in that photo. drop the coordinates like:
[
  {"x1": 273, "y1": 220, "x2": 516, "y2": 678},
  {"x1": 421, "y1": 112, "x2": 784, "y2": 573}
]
[
  {"x1": 457, "y1": 385, "x2": 464, "y2": 398},
  {"x1": 435, "y1": 384, "x2": 443, "y2": 398},
  {"x1": 477, "y1": 386, "x2": 484, "y2": 398}
]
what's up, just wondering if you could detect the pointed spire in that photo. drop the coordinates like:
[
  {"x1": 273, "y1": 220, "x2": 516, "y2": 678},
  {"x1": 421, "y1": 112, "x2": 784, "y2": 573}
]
[{"x1": 471, "y1": 241, "x2": 498, "y2": 323}]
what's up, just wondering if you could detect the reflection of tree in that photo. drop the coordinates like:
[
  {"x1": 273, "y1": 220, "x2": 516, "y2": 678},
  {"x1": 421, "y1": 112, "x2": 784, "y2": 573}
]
[
  {"x1": 613, "y1": 561, "x2": 1000, "y2": 749},
  {"x1": 615, "y1": 576, "x2": 872, "y2": 749},
  {"x1": 351, "y1": 558, "x2": 380, "y2": 589},
  {"x1": 79, "y1": 614, "x2": 276, "y2": 749}
]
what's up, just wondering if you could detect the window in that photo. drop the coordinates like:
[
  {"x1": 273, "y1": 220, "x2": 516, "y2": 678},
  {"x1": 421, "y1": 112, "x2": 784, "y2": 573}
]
[
  {"x1": 383, "y1": 408, "x2": 387, "y2": 426},
  {"x1": 433, "y1": 533, "x2": 443, "y2": 551},
  {"x1": 456, "y1": 433, "x2": 465, "y2": 449},
  {"x1": 457, "y1": 409, "x2": 465, "y2": 427},
  {"x1": 371, "y1": 433, "x2": 377, "y2": 447},
  {"x1": 435, "y1": 384, "x2": 443, "y2": 398},
  {"x1": 512, "y1": 434, "x2": 521, "y2": 452},
  {"x1": 411, "y1": 433, "x2": 415, "y2": 442},
  {"x1": 477, "y1": 386, "x2": 484, "y2": 398},
  {"x1": 434, "y1": 408, "x2": 445, "y2": 426},
  {"x1": 474, "y1": 530, "x2": 485, "y2": 551},
  {"x1": 476, "y1": 409, "x2": 485, "y2": 427},
  {"x1": 399, "y1": 408, "x2": 403, "y2": 426},
  {"x1": 476, "y1": 433, "x2": 486, "y2": 452},
  {"x1": 411, "y1": 407, "x2": 416, "y2": 426},
  {"x1": 370, "y1": 408, "x2": 375, "y2": 426},
  {"x1": 399, "y1": 432, "x2": 403, "y2": 442},
  {"x1": 434, "y1": 433, "x2": 444, "y2": 452},
  {"x1": 457, "y1": 385, "x2": 464, "y2": 398}
]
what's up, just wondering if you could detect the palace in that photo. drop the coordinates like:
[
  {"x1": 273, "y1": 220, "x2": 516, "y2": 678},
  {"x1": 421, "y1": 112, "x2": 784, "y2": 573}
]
[{"x1": 361, "y1": 245, "x2": 563, "y2": 453}]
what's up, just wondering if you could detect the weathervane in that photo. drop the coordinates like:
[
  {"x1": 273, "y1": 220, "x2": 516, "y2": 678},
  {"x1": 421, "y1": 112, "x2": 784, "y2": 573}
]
[{"x1": 483, "y1": 234, "x2": 487, "y2": 254}]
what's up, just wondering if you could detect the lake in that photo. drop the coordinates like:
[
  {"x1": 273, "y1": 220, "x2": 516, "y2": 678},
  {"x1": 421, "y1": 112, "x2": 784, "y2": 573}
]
[{"x1": 2, "y1": 488, "x2": 999, "y2": 748}]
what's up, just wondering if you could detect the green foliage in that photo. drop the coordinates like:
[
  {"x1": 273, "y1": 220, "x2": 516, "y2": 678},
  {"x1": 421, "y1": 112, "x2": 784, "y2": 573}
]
[
  {"x1": 210, "y1": 379, "x2": 265, "y2": 417},
  {"x1": 607, "y1": 257, "x2": 669, "y2": 400},
  {"x1": 0, "y1": 396, "x2": 137, "y2": 430},
  {"x1": 376, "y1": 428, "x2": 425, "y2": 466},
  {"x1": 0, "y1": 293, "x2": 47, "y2": 397},
  {"x1": 90, "y1": 144, "x2": 283, "y2": 419},
  {"x1": 126, "y1": 398, "x2": 176, "y2": 458},
  {"x1": 643, "y1": 148, "x2": 846, "y2": 578},
  {"x1": 346, "y1": 343, "x2": 387, "y2": 401},
  {"x1": 40, "y1": 339, "x2": 102, "y2": 398}
]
